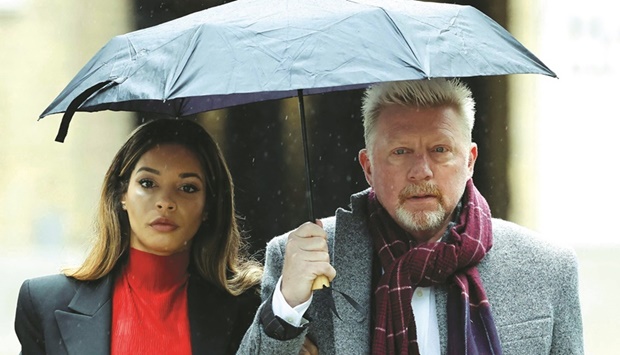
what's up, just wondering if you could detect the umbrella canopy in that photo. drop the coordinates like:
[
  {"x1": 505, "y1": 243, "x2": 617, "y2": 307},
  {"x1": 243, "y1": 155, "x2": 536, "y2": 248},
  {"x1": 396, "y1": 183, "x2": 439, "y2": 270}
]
[{"x1": 41, "y1": 0, "x2": 555, "y2": 140}]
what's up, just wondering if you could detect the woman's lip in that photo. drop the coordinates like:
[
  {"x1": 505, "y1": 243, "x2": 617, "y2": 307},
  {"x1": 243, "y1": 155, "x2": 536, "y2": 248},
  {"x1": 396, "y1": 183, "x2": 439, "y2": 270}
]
[
  {"x1": 151, "y1": 217, "x2": 177, "y2": 225},
  {"x1": 150, "y1": 217, "x2": 178, "y2": 232},
  {"x1": 150, "y1": 223, "x2": 178, "y2": 232}
]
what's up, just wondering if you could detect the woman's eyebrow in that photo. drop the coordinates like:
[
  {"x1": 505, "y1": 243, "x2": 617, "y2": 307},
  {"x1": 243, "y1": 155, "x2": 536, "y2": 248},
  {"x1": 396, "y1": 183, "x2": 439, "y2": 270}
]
[
  {"x1": 179, "y1": 172, "x2": 203, "y2": 182},
  {"x1": 136, "y1": 167, "x2": 203, "y2": 182},
  {"x1": 136, "y1": 166, "x2": 159, "y2": 175}
]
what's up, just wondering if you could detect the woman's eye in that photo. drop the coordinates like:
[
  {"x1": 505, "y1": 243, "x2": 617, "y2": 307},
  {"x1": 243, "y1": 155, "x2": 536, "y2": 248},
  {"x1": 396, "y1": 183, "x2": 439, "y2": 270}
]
[
  {"x1": 180, "y1": 184, "x2": 199, "y2": 193},
  {"x1": 139, "y1": 179, "x2": 155, "y2": 188}
]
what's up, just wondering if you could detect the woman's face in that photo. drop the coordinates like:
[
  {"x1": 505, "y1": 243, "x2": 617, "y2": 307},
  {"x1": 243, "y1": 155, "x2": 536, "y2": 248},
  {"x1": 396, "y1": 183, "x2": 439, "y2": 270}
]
[{"x1": 122, "y1": 143, "x2": 207, "y2": 256}]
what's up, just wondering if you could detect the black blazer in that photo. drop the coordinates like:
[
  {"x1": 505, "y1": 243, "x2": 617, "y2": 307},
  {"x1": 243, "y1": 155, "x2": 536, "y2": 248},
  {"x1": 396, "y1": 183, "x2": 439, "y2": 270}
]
[{"x1": 14, "y1": 272, "x2": 260, "y2": 355}]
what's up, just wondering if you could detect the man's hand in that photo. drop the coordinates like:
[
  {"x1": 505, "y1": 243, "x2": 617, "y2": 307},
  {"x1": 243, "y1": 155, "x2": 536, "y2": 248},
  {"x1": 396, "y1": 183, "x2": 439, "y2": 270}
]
[
  {"x1": 281, "y1": 220, "x2": 336, "y2": 307},
  {"x1": 299, "y1": 336, "x2": 319, "y2": 355}
]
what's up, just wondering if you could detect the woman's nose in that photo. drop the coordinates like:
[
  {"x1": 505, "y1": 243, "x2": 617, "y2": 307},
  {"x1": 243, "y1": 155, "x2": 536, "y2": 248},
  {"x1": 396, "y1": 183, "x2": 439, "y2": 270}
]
[{"x1": 156, "y1": 197, "x2": 177, "y2": 211}]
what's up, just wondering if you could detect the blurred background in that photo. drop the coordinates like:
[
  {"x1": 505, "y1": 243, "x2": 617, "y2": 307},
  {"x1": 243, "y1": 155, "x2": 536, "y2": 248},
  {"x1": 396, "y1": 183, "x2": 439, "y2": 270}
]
[{"x1": 1, "y1": 0, "x2": 618, "y2": 353}]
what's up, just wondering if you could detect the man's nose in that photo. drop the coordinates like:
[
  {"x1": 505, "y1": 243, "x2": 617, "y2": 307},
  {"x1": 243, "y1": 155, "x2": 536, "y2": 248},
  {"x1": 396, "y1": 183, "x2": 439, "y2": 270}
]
[{"x1": 407, "y1": 153, "x2": 432, "y2": 181}]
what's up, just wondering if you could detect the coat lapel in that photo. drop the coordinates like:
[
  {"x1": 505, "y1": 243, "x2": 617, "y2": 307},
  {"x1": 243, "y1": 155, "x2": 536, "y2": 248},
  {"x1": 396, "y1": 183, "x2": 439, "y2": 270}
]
[
  {"x1": 331, "y1": 195, "x2": 374, "y2": 354},
  {"x1": 55, "y1": 275, "x2": 112, "y2": 355}
]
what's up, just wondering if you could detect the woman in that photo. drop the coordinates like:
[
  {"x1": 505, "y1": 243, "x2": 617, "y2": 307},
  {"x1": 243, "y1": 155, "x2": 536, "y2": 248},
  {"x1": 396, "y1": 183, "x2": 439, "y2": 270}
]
[{"x1": 15, "y1": 118, "x2": 263, "y2": 355}]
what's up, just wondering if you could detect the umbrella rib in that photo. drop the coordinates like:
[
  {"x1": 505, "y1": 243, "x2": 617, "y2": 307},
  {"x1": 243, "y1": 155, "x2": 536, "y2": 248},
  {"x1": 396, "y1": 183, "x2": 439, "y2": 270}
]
[
  {"x1": 164, "y1": 27, "x2": 203, "y2": 101},
  {"x1": 378, "y1": 8, "x2": 426, "y2": 76}
]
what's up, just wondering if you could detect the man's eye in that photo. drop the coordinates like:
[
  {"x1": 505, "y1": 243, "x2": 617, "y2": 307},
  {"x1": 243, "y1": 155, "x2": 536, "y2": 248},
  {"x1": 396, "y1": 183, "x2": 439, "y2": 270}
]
[
  {"x1": 434, "y1": 147, "x2": 447, "y2": 153},
  {"x1": 180, "y1": 184, "x2": 199, "y2": 193},
  {"x1": 139, "y1": 179, "x2": 155, "y2": 188},
  {"x1": 394, "y1": 149, "x2": 407, "y2": 155}
]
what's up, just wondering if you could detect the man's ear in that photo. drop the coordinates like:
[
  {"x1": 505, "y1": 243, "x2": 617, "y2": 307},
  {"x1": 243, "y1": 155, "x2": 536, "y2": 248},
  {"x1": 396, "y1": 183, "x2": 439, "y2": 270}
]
[
  {"x1": 468, "y1": 143, "x2": 478, "y2": 177},
  {"x1": 359, "y1": 149, "x2": 373, "y2": 187}
]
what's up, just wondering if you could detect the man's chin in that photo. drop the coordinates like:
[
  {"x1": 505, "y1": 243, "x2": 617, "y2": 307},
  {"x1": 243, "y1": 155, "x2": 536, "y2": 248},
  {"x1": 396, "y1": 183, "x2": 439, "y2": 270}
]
[{"x1": 395, "y1": 207, "x2": 446, "y2": 233}]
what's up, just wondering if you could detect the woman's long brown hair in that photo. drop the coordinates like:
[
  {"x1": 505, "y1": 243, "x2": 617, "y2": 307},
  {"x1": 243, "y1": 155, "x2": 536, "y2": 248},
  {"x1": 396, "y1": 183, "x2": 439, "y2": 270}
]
[{"x1": 65, "y1": 119, "x2": 262, "y2": 295}]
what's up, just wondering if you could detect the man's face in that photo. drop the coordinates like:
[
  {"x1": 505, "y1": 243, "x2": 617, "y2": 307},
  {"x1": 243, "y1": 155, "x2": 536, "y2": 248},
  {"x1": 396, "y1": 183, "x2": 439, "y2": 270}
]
[{"x1": 359, "y1": 104, "x2": 477, "y2": 243}]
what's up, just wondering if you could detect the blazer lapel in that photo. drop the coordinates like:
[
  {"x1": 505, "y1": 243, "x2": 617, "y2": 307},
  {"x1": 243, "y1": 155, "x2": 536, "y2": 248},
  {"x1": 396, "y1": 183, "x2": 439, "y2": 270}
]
[
  {"x1": 331, "y1": 202, "x2": 373, "y2": 354},
  {"x1": 55, "y1": 275, "x2": 112, "y2": 355}
]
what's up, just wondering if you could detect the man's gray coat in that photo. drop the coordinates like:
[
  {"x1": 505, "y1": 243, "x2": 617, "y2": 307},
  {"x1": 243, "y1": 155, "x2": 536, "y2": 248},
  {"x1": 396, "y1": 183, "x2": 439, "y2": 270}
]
[{"x1": 238, "y1": 190, "x2": 583, "y2": 354}]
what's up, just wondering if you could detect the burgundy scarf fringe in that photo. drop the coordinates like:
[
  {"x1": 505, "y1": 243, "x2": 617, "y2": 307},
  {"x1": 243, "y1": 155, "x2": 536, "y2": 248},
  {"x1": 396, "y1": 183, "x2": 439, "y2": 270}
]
[{"x1": 368, "y1": 179, "x2": 502, "y2": 355}]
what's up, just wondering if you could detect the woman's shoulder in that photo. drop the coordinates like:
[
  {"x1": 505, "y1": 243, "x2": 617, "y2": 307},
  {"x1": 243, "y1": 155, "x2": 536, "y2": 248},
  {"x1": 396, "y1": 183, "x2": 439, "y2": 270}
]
[
  {"x1": 18, "y1": 274, "x2": 81, "y2": 308},
  {"x1": 20, "y1": 274, "x2": 78, "y2": 297}
]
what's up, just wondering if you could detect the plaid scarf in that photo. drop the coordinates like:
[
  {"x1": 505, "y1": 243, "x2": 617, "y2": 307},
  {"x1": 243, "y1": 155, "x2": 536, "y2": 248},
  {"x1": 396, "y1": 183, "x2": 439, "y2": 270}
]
[{"x1": 368, "y1": 179, "x2": 502, "y2": 355}]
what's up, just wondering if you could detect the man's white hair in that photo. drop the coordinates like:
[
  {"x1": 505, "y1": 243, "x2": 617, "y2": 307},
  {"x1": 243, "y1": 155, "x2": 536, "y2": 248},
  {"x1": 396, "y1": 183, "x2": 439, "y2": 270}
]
[{"x1": 361, "y1": 78, "x2": 476, "y2": 149}]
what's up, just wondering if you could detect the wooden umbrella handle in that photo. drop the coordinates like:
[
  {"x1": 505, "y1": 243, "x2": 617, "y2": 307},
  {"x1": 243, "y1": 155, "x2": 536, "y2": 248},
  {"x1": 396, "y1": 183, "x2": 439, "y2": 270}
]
[{"x1": 311, "y1": 275, "x2": 330, "y2": 290}]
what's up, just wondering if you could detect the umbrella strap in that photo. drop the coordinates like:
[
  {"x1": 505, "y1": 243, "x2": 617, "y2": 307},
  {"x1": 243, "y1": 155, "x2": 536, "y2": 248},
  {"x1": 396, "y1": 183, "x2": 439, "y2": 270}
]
[
  {"x1": 55, "y1": 80, "x2": 112, "y2": 143},
  {"x1": 317, "y1": 285, "x2": 366, "y2": 322}
]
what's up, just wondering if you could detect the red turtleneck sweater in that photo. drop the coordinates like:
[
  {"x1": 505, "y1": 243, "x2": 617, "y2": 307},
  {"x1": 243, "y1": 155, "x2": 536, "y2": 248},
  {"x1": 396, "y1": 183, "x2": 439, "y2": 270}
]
[{"x1": 111, "y1": 248, "x2": 192, "y2": 354}]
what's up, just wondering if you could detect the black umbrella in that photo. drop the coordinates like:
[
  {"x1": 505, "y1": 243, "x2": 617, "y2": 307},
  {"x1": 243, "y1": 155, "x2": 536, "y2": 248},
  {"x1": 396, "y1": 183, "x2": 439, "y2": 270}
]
[{"x1": 41, "y1": 0, "x2": 555, "y2": 290}]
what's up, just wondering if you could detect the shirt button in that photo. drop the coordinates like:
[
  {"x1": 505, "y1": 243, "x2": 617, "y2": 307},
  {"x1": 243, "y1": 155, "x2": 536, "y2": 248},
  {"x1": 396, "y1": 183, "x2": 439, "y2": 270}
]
[{"x1": 416, "y1": 289, "x2": 424, "y2": 297}]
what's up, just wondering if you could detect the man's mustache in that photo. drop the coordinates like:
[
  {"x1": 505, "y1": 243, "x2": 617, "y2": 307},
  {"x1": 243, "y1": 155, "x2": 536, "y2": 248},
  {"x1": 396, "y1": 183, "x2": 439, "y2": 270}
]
[{"x1": 398, "y1": 183, "x2": 442, "y2": 204}]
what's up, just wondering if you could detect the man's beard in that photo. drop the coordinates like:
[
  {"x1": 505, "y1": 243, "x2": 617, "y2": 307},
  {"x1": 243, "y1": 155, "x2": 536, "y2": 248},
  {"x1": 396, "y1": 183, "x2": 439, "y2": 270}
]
[{"x1": 395, "y1": 183, "x2": 448, "y2": 232}]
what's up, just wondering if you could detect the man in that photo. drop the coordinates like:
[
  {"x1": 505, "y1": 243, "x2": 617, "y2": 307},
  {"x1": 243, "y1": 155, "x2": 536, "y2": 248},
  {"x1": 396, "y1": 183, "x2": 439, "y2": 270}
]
[{"x1": 239, "y1": 78, "x2": 583, "y2": 354}]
